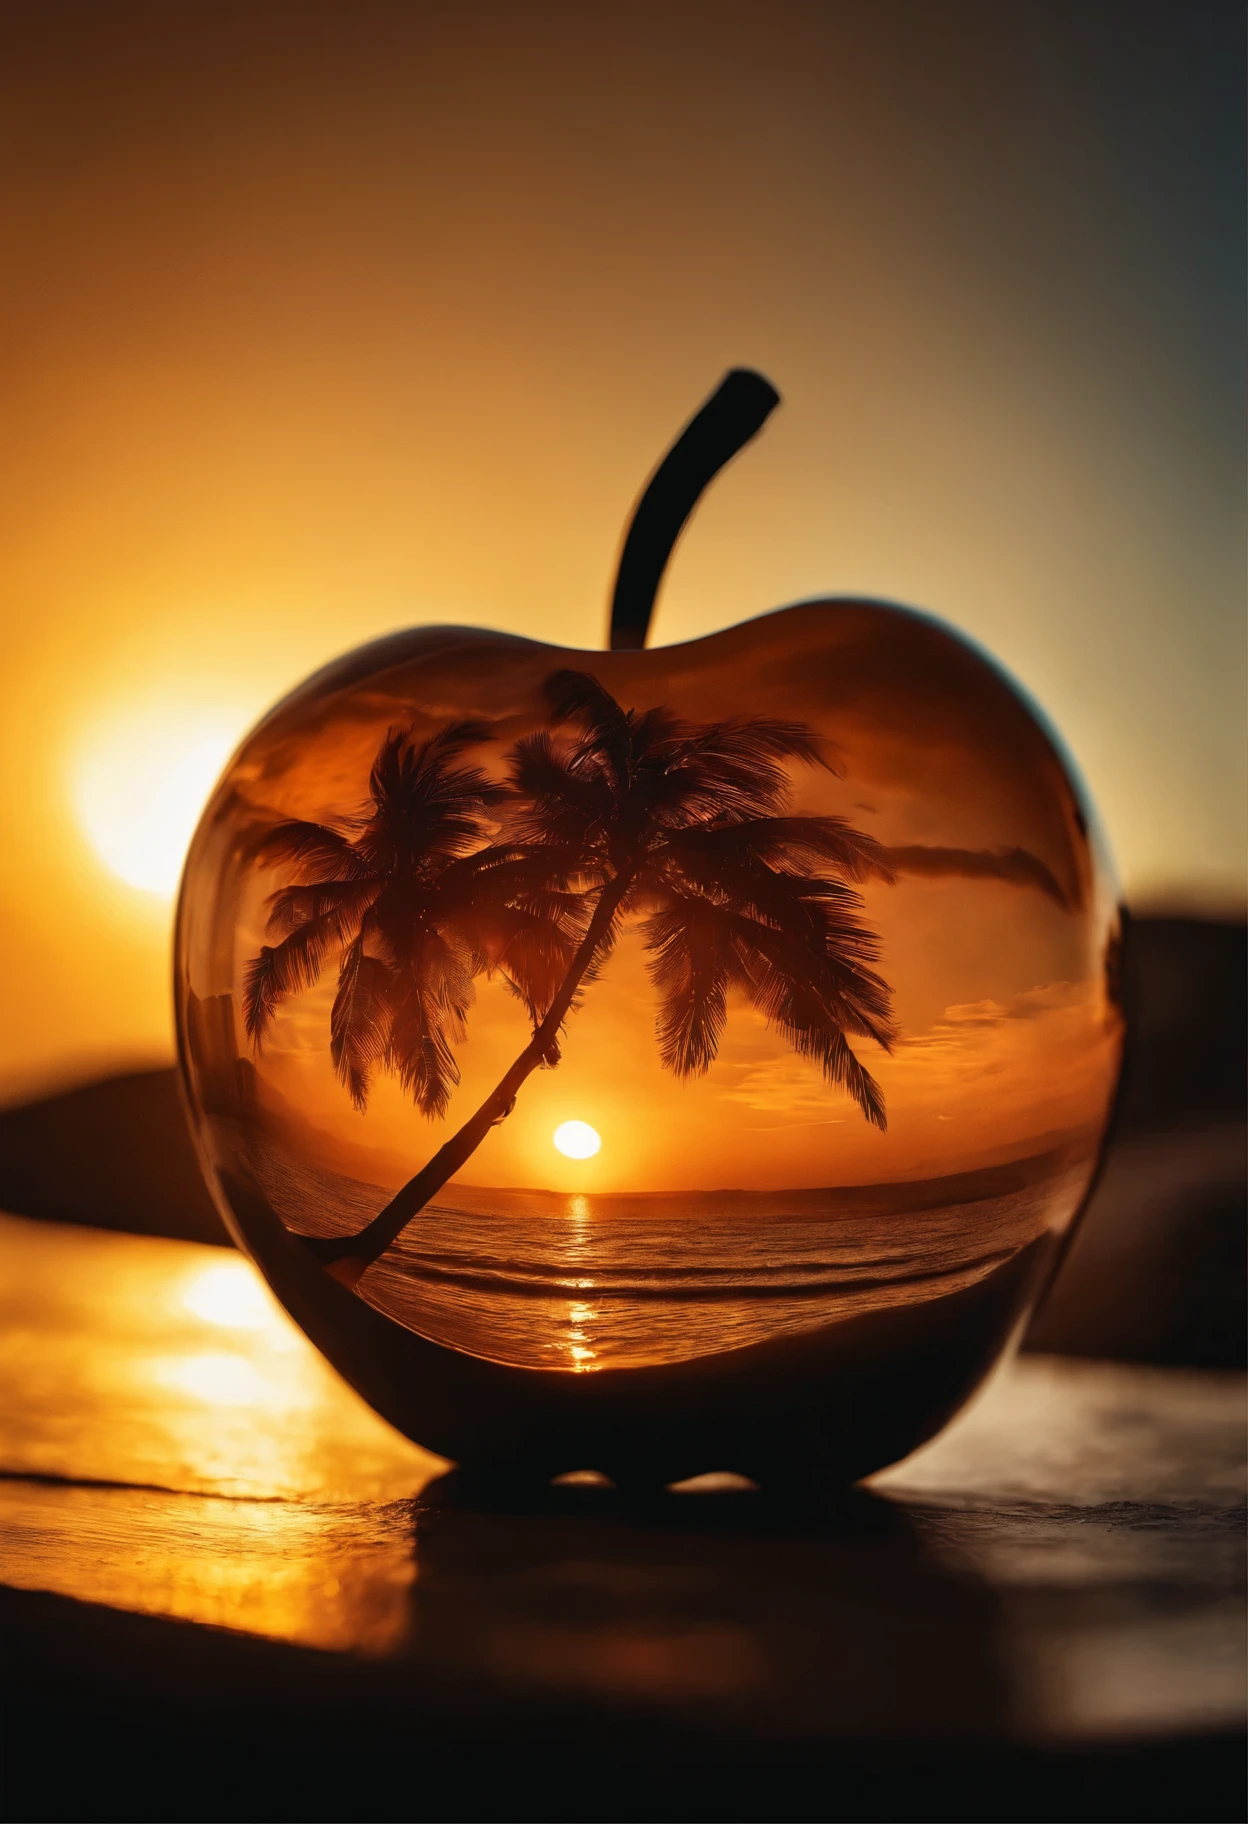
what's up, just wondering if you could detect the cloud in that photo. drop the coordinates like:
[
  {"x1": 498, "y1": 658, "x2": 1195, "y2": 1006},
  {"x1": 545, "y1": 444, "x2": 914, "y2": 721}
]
[
  {"x1": 938, "y1": 981, "x2": 1090, "y2": 1027},
  {"x1": 707, "y1": 975, "x2": 1116, "y2": 1172},
  {"x1": 718, "y1": 1053, "x2": 855, "y2": 1117},
  {"x1": 900, "y1": 979, "x2": 1089, "y2": 1042},
  {"x1": 889, "y1": 979, "x2": 1107, "y2": 1091},
  {"x1": 709, "y1": 981, "x2": 1099, "y2": 1125},
  {"x1": 877, "y1": 843, "x2": 1070, "y2": 908}
]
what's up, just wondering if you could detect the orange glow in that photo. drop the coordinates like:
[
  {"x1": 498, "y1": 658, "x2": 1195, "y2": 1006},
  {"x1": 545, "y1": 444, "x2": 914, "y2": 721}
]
[
  {"x1": 172, "y1": 605, "x2": 1124, "y2": 1373},
  {"x1": 155, "y1": 1351, "x2": 270, "y2": 1407},
  {"x1": 0, "y1": 7, "x2": 1238, "y2": 1106},
  {"x1": 0, "y1": 1209, "x2": 439, "y2": 1501},
  {"x1": 73, "y1": 703, "x2": 246, "y2": 899},
  {"x1": 0, "y1": 1211, "x2": 435, "y2": 1650},
  {"x1": 193, "y1": 610, "x2": 1118, "y2": 1201}
]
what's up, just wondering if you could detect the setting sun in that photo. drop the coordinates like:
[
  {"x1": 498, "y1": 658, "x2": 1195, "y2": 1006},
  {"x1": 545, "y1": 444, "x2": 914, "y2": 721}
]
[
  {"x1": 73, "y1": 702, "x2": 243, "y2": 898},
  {"x1": 553, "y1": 1120, "x2": 601, "y2": 1160}
]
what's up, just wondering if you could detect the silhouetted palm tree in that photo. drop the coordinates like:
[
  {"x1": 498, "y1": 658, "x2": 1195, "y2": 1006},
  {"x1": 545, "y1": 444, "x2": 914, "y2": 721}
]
[
  {"x1": 313, "y1": 672, "x2": 894, "y2": 1280},
  {"x1": 244, "y1": 721, "x2": 578, "y2": 1121}
]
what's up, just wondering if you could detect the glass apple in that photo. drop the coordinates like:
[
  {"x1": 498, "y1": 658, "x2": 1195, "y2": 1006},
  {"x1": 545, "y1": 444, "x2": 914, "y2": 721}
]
[{"x1": 175, "y1": 373, "x2": 1123, "y2": 1491}]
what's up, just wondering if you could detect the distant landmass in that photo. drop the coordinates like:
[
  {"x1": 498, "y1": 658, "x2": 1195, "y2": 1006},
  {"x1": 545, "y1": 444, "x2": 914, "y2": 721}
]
[{"x1": 0, "y1": 1067, "x2": 227, "y2": 1245}]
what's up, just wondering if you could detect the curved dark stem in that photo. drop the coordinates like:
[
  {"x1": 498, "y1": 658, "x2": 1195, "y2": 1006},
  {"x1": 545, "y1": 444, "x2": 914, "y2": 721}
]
[{"x1": 609, "y1": 368, "x2": 781, "y2": 653}]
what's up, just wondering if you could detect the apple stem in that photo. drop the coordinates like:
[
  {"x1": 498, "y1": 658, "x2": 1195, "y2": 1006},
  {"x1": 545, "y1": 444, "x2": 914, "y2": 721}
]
[{"x1": 608, "y1": 368, "x2": 781, "y2": 651}]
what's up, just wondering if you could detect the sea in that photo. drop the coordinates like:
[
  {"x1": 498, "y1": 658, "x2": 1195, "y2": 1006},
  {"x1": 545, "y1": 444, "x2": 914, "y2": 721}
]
[{"x1": 237, "y1": 1130, "x2": 1091, "y2": 1371}]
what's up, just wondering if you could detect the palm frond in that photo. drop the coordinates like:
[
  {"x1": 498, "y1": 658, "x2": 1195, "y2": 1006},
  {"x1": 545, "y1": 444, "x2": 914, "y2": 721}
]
[
  {"x1": 666, "y1": 816, "x2": 894, "y2": 885},
  {"x1": 642, "y1": 898, "x2": 745, "y2": 1076},
  {"x1": 368, "y1": 720, "x2": 493, "y2": 803},
  {"x1": 654, "y1": 844, "x2": 889, "y2": 1019},
  {"x1": 243, "y1": 908, "x2": 350, "y2": 1043},
  {"x1": 264, "y1": 878, "x2": 381, "y2": 940},
  {"x1": 506, "y1": 731, "x2": 614, "y2": 848},
  {"x1": 419, "y1": 718, "x2": 497, "y2": 762},
  {"x1": 733, "y1": 909, "x2": 893, "y2": 1047},
  {"x1": 386, "y1": 968, "x2": 469, "y2": 1120},
  {"x1": 253, "y1": 820, "x2": 364, "y2": 881},
  {"x1": 690, "y1": 716, "x2": 833, "y2": 773},
  {"x1": 543, "y1": 669, "x2": 630, "y2": 742},
  {"x1": 363, "y1": 724, "x2": 507, "y2": 867},
  {"x1": 381, "y1": 919, "x2": 477, "y2": 1116},
  {"x1": 330, "y1": 940, "x2": 396, "y2": 1112},
  {"x1": 787, "y1": 1025, "x2": 887, "y2": 1131},
  {"x1": 491, "y1": 907, "x2": 583, "y2": 1020},
  {"x1": 642, "y1": 717, "x2": 833, "y2": 824}
]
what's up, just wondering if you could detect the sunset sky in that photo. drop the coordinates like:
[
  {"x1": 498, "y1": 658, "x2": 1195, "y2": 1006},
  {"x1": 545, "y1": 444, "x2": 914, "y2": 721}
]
[
  {"x1": 180, "y1": 608, "x2": 1122, "y2": 1191},
  {"x1": 0, "y1": 1, "x2": 1240, "y2": 1101}
]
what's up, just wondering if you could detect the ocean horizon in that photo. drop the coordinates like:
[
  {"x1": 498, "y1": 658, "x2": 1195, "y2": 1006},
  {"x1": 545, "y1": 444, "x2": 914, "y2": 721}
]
[{"x1": 228, "y1": 1121, "x2": 1093, "y2": 1371}]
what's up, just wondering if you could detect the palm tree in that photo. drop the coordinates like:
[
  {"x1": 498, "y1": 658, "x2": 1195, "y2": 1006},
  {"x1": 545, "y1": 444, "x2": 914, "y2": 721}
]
[
  {"x1": 243, "y1": 719, "x2": 579, "y2": 1128},
  {"x1": 308, "y1": 671, "x2": 895, "y2": 1283}
]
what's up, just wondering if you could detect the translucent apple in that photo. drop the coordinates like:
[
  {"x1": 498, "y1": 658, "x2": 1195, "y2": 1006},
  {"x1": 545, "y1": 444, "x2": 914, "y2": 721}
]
[{"x1": 176, "y1": 374, "x2": 1123, "y2": 1490}]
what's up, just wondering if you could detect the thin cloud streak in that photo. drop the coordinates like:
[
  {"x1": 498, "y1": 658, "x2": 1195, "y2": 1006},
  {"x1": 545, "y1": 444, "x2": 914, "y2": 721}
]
[{"x1": 878, "y1": 844, "x2": 1070, "y2": 909}]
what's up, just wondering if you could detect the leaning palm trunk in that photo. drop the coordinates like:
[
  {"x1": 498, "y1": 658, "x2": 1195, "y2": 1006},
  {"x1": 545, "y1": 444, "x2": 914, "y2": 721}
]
[{"x1": 308, "y1": 873, "x2": 633, "y2": 1283}]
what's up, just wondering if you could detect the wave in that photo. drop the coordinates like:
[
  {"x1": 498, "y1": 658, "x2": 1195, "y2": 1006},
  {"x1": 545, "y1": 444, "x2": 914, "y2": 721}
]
[
  {"x1": 219, "y1": 1117, "x2": 1095, "y2": 1368},
  {"x1": 360, "y1": 1246, "x2": 1019, "y2": 1303}
]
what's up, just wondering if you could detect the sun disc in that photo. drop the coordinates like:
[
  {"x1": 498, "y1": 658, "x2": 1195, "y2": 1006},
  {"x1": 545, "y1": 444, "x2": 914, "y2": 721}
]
[
  {"x1": 73, "y1": 703, "x2": 243, "y2": 898},
  {"x1": 553, "y1": 1120, "x2": 601, "y2": 1160}
]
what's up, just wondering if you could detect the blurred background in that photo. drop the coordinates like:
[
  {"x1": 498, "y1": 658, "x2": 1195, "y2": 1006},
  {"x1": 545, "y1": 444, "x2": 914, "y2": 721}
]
[{"x1": 0, "y1": 0, "x2": 1242, "y2": 1363}]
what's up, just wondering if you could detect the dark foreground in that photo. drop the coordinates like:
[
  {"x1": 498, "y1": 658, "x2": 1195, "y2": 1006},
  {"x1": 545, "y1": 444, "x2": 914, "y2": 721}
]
[
  {"x1": 0, "y1": 1211, "x2": 1242, "y2": 1824},
  {"x1": 3, "y1": 1601, "x2": 1242, "y2": 1824}
]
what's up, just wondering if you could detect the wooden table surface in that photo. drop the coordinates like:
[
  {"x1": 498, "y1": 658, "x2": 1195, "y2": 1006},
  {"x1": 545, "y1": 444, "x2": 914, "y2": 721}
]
[{"x1": 0, "y1": 1210, "x2": 1243, "y2": 1822}]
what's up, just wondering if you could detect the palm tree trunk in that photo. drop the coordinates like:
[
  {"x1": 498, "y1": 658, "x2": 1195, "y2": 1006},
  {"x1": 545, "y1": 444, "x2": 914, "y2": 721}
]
[{"x1": 308, "y1": 871, "x2": 633, "y2": 1280}]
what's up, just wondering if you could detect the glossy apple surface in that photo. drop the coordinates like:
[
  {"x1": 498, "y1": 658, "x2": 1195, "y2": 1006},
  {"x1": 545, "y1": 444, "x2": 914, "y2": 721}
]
[{"x1": 175, "y1": 600, "x2": 1122, "y2": 1488}]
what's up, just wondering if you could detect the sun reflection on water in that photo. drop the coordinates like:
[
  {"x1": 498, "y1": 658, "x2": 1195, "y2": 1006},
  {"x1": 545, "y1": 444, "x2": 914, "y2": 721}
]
[
  {"x1": 566, "y1": 1296, "x2": 599, "y2": 1370},
  {"x1": 0, "y1": 1213, "x2": 441, "y2": 1652},
  {"x1": 560, "y1": 1200, "x2": 600, "y2": 1367}
]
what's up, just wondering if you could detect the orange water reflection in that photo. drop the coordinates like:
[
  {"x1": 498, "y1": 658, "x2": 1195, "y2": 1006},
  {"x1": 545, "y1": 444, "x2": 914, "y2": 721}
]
[
  {"x1": 0, "y1": 1212, "x2": 439, "y2": 1649},
  {"x1": 0, "y1": 1211, "x2": 438, "y2": 1499},
  {"x1": 565, "y1": 1298, "x2": 599, "y2": 1370},
  {"x1": 0, "y1": 1478, "x2": 418, "y2": 1654}
]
